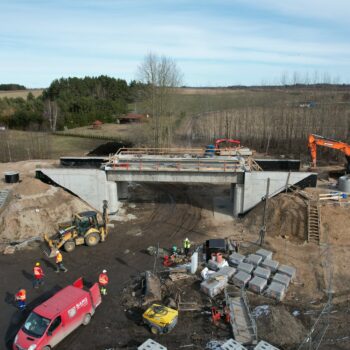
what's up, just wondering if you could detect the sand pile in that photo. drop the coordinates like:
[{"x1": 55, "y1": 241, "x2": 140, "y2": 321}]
[
  {"x1": 0, "y1": 177, "x2": 91, "y2": 249},
  {"x1": 243, "y1": 193, "x2": 307, "y2": 243}
]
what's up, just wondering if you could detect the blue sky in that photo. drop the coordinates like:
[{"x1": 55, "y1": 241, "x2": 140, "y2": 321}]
[{"x1": 1, "y1": 0, "x2": 350, "y2": 87}]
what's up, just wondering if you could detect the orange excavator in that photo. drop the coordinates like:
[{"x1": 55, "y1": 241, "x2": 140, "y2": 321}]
[{"x1": 308, "y1": 134, "x2": 350, "y2": 173}]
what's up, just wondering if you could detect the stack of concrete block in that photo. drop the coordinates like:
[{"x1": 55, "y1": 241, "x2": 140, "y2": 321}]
[
  {"x1": 265, "y1": 281, "x2": 286, "y2": 301},
  {"x1": 138, "y1": 339, "x2": 167, "y2": 350},
  {"x1": 249, "y1": 276, "x2": 268, "y2": 293},
  {"x1": 221, "y1": 339, "x2": 248, "y2": 350},
  {"x1": 245, "y1": 254, "x2": 263, "y2": 267},
  {"x1": 237, "y1": 261, "x2": 254, "y2": 274},
  {"x1": 201, "y1": 275, "x2": 228, "y2": 297},
  {"x1": 261, "y1": 259, "x2": 279, "y2": 273},
  {"x1": 232, "y1": 270, "x2": 251, "y2": 288},
  {"x1": 255, "y1": 249, "x2": 273, "y2": 261},
  {"x1": 278, "y1": 264, "x2": 296, "y2": 280},
  {"x1": 254, "y1": 340, "x2": 280, "y2": 350},
  {"x1": 228, "y1": 252, "x2": 245, "y2": 267},
  {"x1": 272, "y1": 273, "x2": 291, "y2": 288},
  {"x1": 253, "y1": 266, "x2": 271, "y2": 280},
  {"x1": 211, "y1": 266, "x2": 236, "y2": 280}
]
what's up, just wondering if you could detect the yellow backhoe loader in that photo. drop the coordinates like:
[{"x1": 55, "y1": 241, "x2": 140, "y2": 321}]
[{"x1": 43, "y1": 201, "x2": 109, "y2": 257}]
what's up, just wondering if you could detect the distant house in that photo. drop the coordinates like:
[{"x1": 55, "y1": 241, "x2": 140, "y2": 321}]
[
  {"x1": 299, "y1": 101, "x2": 316, "y2": 108},
  {"x1": 92, "y1": 120, "x2": 103, "y2": 129},
  {"x1": 116, "y1": 113, "x2": 148, "y2": 124}
]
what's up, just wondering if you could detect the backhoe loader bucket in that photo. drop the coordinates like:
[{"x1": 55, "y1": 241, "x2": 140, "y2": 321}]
[{"x1": 41, "y1": 234, "x2": 57, "y2": 258}]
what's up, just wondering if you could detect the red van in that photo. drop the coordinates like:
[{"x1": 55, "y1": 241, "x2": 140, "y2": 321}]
[{"x1": 13, "y1": 277, "x2": 101, "y2": 350}]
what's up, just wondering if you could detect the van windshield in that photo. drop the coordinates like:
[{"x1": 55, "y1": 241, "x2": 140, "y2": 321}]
[{"x1": 22, "y1": 312, "x2": 51, "y2": 338}]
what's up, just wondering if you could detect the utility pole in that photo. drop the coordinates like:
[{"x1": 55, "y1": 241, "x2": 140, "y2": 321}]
[{"x1": 259, "y1": 178, "x2": 270, "y2": 246}]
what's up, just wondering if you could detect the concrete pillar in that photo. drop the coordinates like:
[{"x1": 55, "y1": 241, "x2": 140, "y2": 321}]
[
  {"x1": 107, "y1": 181, "x2": 119, "y2": 214},
  {"x1": 117, "y1": 181, "x2": 128, "y2": 200},
  {"x1": 233, "y1": 183, "x2": 244, "y2": 217}
]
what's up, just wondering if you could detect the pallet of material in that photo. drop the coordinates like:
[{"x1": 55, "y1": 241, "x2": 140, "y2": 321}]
[
  {"x1": 249, "y1": 276, "x2": 268, "y2": 294},
  {"x1": 138, "y1": 339, "x2": 167, "y2": 350},
  {"x1": 237, "y1": 261, "x2": 254, "y2": 274},
  {"x1": 260, "y1": 259, "x2": 279, "y2": 273},
  {"x1": 228, "y1": 252, "x2": 245, "y2": 266},
  {"x1": 272, "y1": 273, "x2": 291, "y2": 288},
  {"x1": 221, "y1": 338, "x2": 248, "y2": 350},
  {"x1": 254, "y1": 340, "x2": 280, "y2": 350},
  {"x1": 211, "y1": 266, "x2": 237, "y2": 280},
  {"x1": 265, "y1": 282, "x2": 286, "y2": 301},
  {"x1": 200, "y1": 275, "x2": 228, "y2": 297},
  {"x1": 245, "y1": 254, "x2": 263, "y2": 267},
  {"x1": 253, "y1": 266, "x2": 271, "y2": 280},
  {"x1": 255, "y1": 248, "x2": 273, "y2": 261},
  {"x1": 232, "y1": 270, "x2": 251, "y2": 288},
  {"x1": 277, "y1": 264, "x2": 296, "y2": 280}
]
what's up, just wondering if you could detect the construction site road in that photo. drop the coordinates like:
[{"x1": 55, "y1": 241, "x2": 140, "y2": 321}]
[{"x1": 0, "y1": 183, "x2": 208, "y2": 350}]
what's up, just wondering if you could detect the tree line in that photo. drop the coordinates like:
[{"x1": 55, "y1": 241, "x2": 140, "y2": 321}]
[{"x1": 0, "y1": 76, "x2": 146, "y2": 131}]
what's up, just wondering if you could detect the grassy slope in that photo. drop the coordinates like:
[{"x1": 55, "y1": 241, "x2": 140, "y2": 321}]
[{"x1": 0, "y1": 89, "x2": 43, "y2": 98}]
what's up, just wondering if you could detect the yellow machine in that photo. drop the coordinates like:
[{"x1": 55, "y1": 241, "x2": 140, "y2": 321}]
[
  {"x1": 142, "y1": 304, "x2": 178, "y2": 335},
  {"x1": 43, "y1": 201, "x2": 109, "y2": 257}
]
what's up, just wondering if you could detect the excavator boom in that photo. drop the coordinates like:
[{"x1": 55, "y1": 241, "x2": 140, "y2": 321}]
[{"x1": 308, "y1": 134, "x2": 350, "y2": 173}]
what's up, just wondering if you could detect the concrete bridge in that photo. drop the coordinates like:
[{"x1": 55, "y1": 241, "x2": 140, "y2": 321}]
[{"x1": 38, "y1": 150, "x2": 316, "y2": 216}]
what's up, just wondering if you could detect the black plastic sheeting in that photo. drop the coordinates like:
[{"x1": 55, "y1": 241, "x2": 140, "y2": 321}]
[
  {"x1": 88, "y1": 141, "x2": 133, "y2": 156},
  {"x1": 60, "y1": 157, "x2": 106, "y2": 168}
]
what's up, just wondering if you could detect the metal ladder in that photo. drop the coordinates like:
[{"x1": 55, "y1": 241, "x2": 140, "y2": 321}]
[{"x1": 308, "y1": 201, "x2": 321, "y2": 244}]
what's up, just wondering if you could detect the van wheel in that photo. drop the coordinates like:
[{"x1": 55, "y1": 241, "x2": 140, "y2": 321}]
[
  {"x1": 85, "y1": 233, "x2": 100, "y2": 247},
  {"x1": 150, "y1": 326, "x2": 160, "y2": 335},
  {"x1": 83, "y1": 313, "x2": 91, "y2": 325},
  {"x1": 64, "y1": 240, "x2": 76, "y2": 253}
]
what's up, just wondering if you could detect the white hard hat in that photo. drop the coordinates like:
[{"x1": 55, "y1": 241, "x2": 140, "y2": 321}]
[{"x1": 102, "y1": 269, "x2": 107, "y2": 273}]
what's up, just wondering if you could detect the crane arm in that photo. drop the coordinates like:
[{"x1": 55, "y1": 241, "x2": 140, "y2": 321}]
[{"x1": 308, "y1": 134, "x2": 350, "y2": 170}]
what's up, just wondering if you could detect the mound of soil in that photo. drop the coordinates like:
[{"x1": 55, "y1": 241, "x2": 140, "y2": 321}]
[
  {"x1": 243, "y1": 193, "x2": 307, "y2": 243},
  {"x1": 0, "y1": 177, "x2": 91, "y2": 248}
]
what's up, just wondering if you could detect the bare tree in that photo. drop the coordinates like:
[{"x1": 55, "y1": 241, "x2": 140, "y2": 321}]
[
  {"x1": 44, "y1": 100, "x2": 59, "y2": 131},
  {"x1": 137, "y1": 52, "x2": 182, "y2": 147}
]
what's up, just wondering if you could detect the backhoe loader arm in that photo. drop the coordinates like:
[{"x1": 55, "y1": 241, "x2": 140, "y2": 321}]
[{"x1": 308, "y1": 134, "x2": 350, "y2": 172}]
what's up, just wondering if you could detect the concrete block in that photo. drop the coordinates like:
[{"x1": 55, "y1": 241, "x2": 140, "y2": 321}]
[
  {"x1": 272, "y1": 273, "x2": 291, "y2": 288},
  {"x1": 254, "y1": 340, "x2": 280, "y2": 350},
  {"x1": 138, "y1": 339, "x2": 167, "y2": 350},
  {"x1": 261, "y1": 259, "x2": 279, "y2": 273},
  {"x1": 249, "y1": 276, "x2": 268, "y2": 294},
  {"x1": 253, "y1": 266, "x2": 271, "y2": 280},
  {"x1": 228, "y1": 252, "x2": 245, "y2": 266},
  {"x1": 221, "y1": 338, "x2": 248, "y2": 350},
  {"x1": 208, "y1": 259, "x2": 229, "y2": 271},
  {"x1": 211, "y1": 266, "x2": 236, "y2": 280},
  {"x1": 200, "y1": 275, "x2": 228, "y2": 297},
  {"x1": 278, "y1": 264, "x2": 296, "y2": 280},
  {"x1": 266, "y1": 282, "x2": 286, "y2": 301},
  {"x1": 232, "y1": 271, "x2": 251, "y2": 287},
  {"x1": 255, "y1": 248, "x2": 273, "y2": 261},
  {"x1": 245, "y1": 254, "x2": 263, "y2": 267},
  {"x1": 237, "y1": 261, "x2": 254, "y2": 274}
]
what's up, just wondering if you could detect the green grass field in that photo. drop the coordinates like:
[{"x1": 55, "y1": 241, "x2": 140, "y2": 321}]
[{"x1": 0, "y1": 89, "x2": 43, "y2": 99}]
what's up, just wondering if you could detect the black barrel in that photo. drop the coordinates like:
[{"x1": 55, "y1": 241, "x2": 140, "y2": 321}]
[{"x1": 4, "y1": 171, "x2": 19, "y2": 183}]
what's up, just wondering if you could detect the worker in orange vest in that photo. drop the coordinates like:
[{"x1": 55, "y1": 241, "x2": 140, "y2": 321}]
[
  {"x1": 33, "y1": 262, "x2": 44, "y2": 288},
  {"x1": 55, "y1": 250, "x2": 68, "y2": 273},
  {"x1": 98, "y1": 269, "x2": 109, "y2": 295},
  {"x1": 15, "y1": 288, "x2": 26, "y2": 310}
]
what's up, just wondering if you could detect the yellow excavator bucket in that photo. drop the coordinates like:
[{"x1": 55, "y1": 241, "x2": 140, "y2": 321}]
[{"x1": 41, "y1": 233, "x2": 57, "y2": 258}]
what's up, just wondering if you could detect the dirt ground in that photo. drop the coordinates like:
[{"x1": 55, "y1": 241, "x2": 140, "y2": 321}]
[{"x1": 0, "y1": 162, "x2": 349, "y2": 349}]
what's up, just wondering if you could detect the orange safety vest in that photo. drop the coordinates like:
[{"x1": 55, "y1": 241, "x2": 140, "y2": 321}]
[
  {"x1": 34, "y1": 266, "x2": 43, "y2": 279},
  {"x1": 99, "y1": 273, "x2": 109, "y2": 286},
  {"x1": 56, "y1": 252, "x2": 63, "y2": 263},
  {"x1": 16, "y1": 289, "x2": 26, "y2": 301}
]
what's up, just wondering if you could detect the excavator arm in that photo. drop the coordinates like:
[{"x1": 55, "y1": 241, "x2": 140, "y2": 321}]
[
  {"x1": 215, "y1": 138, "x2": 240, "y2": 148},
  {"x1": 308, "y1": 134, "x2": 350, "y2": 173}
]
